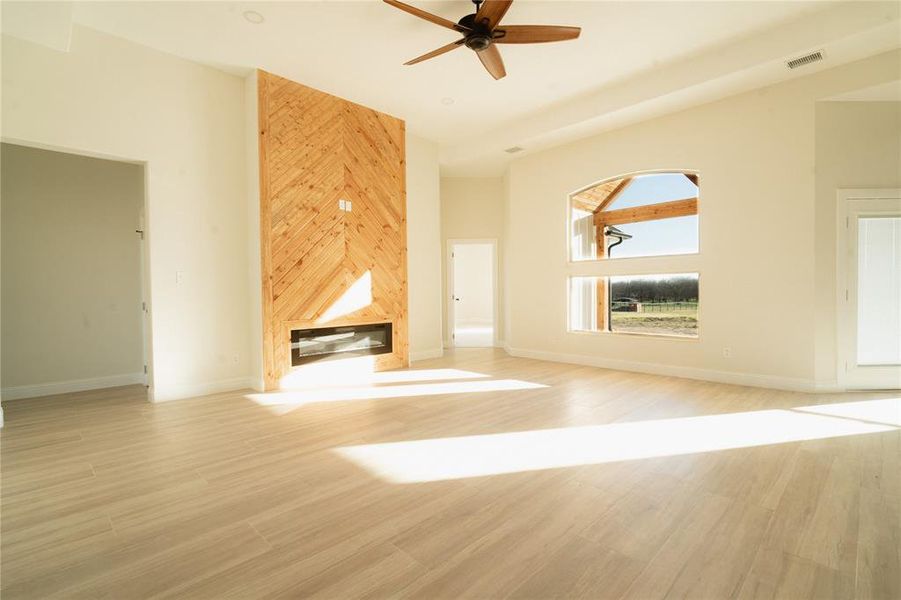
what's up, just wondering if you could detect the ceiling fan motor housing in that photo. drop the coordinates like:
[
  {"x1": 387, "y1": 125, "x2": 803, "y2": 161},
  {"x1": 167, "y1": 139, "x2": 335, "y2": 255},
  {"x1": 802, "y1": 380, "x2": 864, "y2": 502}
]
[
  {"x1": 459, "y1": 13, "x2": 493, "y2": 51},
  {"x1": 465, "y1": 34, "x2": 492, "y2": 51}
]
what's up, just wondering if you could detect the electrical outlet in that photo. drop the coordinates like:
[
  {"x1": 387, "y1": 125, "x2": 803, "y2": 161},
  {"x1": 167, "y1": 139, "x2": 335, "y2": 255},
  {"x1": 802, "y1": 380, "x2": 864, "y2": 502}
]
[
  {"x1": 232, "y1": 354, "x2": 240, "y2": 365},
  {"x1": 722, "y1": 347, "x2": 733, "y2": 359}
]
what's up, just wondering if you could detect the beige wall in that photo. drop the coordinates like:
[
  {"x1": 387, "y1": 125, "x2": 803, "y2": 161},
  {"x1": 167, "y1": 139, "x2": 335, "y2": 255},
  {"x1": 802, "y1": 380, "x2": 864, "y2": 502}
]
[
  {"x1": 406, "y1": 134, "x2": 444, "y2": 359},
  {"x1": 503, "y1": 50, "x2": 899, "y2": 390},
  {"x1": 2, "y1": 27, "x2": 253, "y2": 401},
  {"x1": 441, "y1": 177, "x2": 505, "y2": 345},
  {"x1": 814, "y1": 101, "x2": 901, "y2": 383},
  {"x1": 1, "y1": 144, "x2": 144, "y2": 393},
  {"x1": 243, "y1": 71, "x2": 264, "y2": 391}
]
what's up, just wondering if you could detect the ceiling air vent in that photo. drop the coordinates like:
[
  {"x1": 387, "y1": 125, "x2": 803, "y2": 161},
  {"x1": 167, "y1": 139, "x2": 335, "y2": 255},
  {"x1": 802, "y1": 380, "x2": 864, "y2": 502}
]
[
  {"x1": 505, "y1": 146, "x2": 524, "y2": 154},
  {"x1": 786, "y1": 50, "x2": 824, "y2": 70}
]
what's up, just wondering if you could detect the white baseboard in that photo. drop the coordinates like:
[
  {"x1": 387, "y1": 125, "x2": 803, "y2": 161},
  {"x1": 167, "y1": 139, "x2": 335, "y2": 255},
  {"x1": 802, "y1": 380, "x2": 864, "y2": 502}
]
[
  {"x1": 503, "y1": 345, "x2": 829, "y2": 393},
  {"x1": 411, "y1": 348, "x2": 444, "y2": 361},
  {"x1": 1, "y1": 372, "x2": 145, "y2": 401},
  {"x1": 149, "y1": 376, "x2": 258, "y2": 403},
  {"x1": 811, "y1": 380, "x2": 843, "y2": 393}
]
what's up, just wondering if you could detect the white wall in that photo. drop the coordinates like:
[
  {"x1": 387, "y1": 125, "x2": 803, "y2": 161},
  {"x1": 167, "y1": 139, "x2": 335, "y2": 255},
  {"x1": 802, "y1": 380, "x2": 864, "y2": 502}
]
[
  {"x1": 441, "y1": 177, "x2": 505, "y2": 345},
  {"x1": 406, "y1": 133, "x2": 443, "y2": 360},
  {"x1": 504, "y1": 50, "x2": 900, "y2": 391},
  {"x1": 1, "y1": 144, "x2": 144, "y2": 397},
  {"x1": 814, "y1": 101, "x2": 901, "y2": 383},
  {"x1": 2, "y1": 27, "x2": 253, "y2": 401},
  {"x1": 244, "y1": 71, "x2": 264, "y2": 391}
]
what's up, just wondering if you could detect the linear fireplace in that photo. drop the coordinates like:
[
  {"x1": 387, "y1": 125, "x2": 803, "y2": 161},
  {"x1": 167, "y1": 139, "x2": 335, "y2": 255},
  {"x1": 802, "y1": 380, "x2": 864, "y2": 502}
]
[{"x1": 290, "y1": 323, "x2": 393, "y2": 366}]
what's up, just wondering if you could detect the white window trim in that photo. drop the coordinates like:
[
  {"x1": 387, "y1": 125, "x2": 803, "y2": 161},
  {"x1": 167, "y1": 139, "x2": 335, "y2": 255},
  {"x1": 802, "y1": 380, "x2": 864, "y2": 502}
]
[{"x1": 565, "y1": 171, "x2": 702, "y2": 340}]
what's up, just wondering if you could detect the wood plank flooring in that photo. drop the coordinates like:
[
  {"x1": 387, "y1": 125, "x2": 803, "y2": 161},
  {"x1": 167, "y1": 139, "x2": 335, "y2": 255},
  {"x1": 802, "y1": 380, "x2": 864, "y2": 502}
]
[{"x1": 2, "y1": 349, "x2": 898, "y2": 599}]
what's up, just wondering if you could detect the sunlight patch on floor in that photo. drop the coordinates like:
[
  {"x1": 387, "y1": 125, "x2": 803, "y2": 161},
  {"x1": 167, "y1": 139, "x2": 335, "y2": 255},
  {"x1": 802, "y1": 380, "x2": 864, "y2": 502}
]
[
  {"x1": 334, "y1": 399, "x2": 900, "y2": 483},
  {"x1": 792, "y1": 397, "x2": 901, "y2": 426},
  {"x1": 279, "y1": 356, "x2": 490, "y2": 391},
  {"x1": 247, "y1": 378, "x2": 547, "y2": 415}
]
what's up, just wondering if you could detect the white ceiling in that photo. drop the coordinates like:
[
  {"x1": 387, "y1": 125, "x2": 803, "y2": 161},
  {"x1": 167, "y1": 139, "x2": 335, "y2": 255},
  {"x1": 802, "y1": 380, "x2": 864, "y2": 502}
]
[
  {"x1": 68, "y1": 0, "x2": 831, "y2": 144},
  {"x1": 6, "y1": 1, "x2": 900, "y2": 175}
]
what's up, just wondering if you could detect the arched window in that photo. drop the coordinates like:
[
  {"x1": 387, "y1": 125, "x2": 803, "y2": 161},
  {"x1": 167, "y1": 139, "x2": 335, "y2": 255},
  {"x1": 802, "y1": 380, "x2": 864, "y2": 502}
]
[
  {"x1": 568, "y1": 172, "x2": 700, "y2": 337},
  {"x1": 570, "y1": 172, "x2": 698, "y2": 261}
]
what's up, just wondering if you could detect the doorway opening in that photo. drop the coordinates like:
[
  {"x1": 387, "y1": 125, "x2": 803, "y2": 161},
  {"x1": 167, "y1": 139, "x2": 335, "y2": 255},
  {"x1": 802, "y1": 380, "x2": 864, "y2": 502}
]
[
  {"x1": 448, "y1": 240, "x2": 497, "y2": 348},
  {"x1": 0, "y1": 142, "x2": 151, "y2": 401},
  {"x1": 836, "y1": 190, "x2": 901, "y2": 390}
]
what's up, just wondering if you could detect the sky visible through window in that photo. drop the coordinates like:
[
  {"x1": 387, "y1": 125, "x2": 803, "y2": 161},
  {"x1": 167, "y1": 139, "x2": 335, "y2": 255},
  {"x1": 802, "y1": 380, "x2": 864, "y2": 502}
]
[{"x1": 605, "y1": 173, "x2": 698, "y2": 259}]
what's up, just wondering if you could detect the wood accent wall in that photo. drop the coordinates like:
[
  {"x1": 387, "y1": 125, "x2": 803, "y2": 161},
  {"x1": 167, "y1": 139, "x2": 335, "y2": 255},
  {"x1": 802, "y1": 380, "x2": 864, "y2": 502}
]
[{"x1": 257, "y1": 70, "x2": 408, "y2": 389}]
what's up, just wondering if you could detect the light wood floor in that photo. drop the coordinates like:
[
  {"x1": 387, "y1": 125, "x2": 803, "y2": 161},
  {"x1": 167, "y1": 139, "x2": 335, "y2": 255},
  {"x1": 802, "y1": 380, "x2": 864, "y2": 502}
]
[{"x1": 2, "y1": 349, "x2": 898, "y2": 599}]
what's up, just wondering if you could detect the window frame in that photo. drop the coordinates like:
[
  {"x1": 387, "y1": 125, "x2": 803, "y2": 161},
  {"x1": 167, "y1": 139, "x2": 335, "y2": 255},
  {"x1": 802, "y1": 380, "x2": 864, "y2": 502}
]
[{"x1": 565, "y1": 170, "x2": 702, "y2": 340}]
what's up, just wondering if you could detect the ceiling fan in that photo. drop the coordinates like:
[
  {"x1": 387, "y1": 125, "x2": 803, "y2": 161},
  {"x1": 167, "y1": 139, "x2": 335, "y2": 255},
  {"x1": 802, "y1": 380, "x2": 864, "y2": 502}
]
[{"x1": 383, "y1": 0, "x2": 581, "y2": 80}]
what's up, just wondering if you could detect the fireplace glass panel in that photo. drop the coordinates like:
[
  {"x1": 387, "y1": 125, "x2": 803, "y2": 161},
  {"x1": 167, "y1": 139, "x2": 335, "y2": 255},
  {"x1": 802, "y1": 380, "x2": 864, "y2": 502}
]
[{"x1": 290, "y1": 323, "x2": 392, "y2": 366}]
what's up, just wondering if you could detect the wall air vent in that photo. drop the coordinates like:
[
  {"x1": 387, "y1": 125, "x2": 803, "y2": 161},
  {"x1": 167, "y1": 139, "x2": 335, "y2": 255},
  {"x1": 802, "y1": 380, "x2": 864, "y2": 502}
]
[
  {"x1": 786, "y1": 50, "x2": 824, "y2": 70},
  {"x1": 505, "y1": 146, "x2": 524, "y2": 154}
]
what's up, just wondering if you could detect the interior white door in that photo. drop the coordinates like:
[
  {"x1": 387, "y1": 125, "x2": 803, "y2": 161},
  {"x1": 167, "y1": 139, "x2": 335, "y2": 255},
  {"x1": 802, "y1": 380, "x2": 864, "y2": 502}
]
[
  {"x1": 451, "y1": 242, "x2": 495, "y2": 348},
  {"x1": 837, "y1": 192, "x2": 901, "y2": 390}
]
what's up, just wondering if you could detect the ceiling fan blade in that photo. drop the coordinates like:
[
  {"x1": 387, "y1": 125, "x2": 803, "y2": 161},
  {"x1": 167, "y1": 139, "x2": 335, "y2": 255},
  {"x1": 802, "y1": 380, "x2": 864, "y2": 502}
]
[
  {"x1": 477, "y1": 44, "x2": 506, "y2": 80},
  {"x1": 383, "y1": 0, "x2": 469, "y2": 32},
  {"x1": 475, "y1": 0, "x2": 514, "y2": 30},
  {"x1": 405, "y1": 39, "x2": 465, "y2": 65},
  {"x1": 494, "y1": 25, "x2": 581, "y2": 44}
]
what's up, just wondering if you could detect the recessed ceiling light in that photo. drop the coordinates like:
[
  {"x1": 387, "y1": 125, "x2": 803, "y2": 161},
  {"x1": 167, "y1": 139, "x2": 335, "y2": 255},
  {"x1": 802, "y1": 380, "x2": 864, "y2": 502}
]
[
  {"x1": 441, "y1": 97, "x2": 455, "y2": 105},
  {"x1": 243, "y1": 10, "x2": 265, "y2": 24}
]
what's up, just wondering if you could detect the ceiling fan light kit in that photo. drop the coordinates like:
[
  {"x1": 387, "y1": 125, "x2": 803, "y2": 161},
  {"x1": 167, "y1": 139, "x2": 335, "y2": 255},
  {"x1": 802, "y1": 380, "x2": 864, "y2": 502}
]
[{"x1": 384, "y1": 0, "x2": 581, "y2": 80}]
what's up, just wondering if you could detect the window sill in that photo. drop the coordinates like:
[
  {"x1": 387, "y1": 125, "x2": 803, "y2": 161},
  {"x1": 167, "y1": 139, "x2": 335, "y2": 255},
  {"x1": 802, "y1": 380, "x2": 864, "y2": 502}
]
[
  {"x1": 567, "y1": 251, "x2": 700, "y2": 266},
  {"x1": 567, "y1": 329, "x2": 700, "y2": 342}
]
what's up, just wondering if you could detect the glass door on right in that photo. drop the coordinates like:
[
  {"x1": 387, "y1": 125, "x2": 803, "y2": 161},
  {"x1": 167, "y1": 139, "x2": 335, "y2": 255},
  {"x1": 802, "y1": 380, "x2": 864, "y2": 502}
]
[{"x1": 839, "y1": 193, "x2": 901, "y2": 389}]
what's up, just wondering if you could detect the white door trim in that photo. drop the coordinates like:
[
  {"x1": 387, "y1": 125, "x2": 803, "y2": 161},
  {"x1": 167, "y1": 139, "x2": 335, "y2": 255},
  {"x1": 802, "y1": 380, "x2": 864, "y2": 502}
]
[
  {"x1": 446, "y1": 239, "x2": 499, "y2": 348},
  {"x1": 836, "y1": 189, "x2": 901, "y2": 390}
]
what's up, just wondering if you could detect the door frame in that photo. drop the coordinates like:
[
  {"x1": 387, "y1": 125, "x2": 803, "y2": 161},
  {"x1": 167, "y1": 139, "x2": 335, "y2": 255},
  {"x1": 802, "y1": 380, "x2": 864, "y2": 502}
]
[
  {"x1": 835, "y1": 188, "x2": 901, "y2": 390},
  {"x1": 446, "y1": 238, "x2": 499, "y2": 349},
  {"x1": 1, "y1": 137, "x2": 155, "y2": 399},
  {"x1": 137, "y1": 207, "x2": 152, "y2": 387}
]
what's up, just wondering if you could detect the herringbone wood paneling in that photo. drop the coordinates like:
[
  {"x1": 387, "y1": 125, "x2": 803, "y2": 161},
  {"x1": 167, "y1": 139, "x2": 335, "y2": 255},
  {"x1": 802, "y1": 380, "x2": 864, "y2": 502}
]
[{"x1": 258, "y1": 71, "x2": 408, "y2": 389}]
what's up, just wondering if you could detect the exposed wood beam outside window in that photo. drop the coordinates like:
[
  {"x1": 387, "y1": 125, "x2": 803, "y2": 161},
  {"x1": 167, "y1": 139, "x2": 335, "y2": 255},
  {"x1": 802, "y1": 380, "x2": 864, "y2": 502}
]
[{"x1": 594, "y1": 197, "x2": 698, "y2": 227}]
